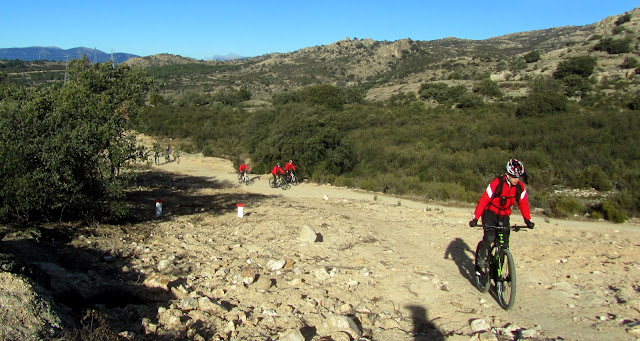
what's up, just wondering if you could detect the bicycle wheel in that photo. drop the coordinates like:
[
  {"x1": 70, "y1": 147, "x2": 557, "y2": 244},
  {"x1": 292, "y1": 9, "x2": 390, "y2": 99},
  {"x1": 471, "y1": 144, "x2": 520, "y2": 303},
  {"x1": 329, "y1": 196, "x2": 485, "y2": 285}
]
[
  {"x1": 237, "y1": 174, "x2": 243, "y2": 184},
  {"x1": 496, "y1": 249, "x2": 517, "y2": 310},
  {"x1": 269, "y1": 177, "x2": 278, "y2": 188},
  {"x1": 474, "y1": 246, "x2": 490, "y2": 293},
  {"x1": 291, "y1": 174, "x2": 299, "y2": 186},
  {"x1": 280, "y1": 178, "x2": 291, "y2": 190}
]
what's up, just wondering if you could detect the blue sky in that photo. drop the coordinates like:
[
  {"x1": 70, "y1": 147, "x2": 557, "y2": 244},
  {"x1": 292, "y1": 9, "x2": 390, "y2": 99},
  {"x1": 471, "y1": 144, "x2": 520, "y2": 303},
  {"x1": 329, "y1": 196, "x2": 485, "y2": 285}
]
[{"x1": 3, "y1": 1, "x2": 638, "y2": 60}]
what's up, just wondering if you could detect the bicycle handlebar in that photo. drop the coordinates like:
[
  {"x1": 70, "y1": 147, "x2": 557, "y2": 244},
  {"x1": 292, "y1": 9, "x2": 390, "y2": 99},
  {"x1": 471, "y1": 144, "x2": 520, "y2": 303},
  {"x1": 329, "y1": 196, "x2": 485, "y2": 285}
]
[{"x1": 481, "y1": 225, "x2": 531, "y2": 232}]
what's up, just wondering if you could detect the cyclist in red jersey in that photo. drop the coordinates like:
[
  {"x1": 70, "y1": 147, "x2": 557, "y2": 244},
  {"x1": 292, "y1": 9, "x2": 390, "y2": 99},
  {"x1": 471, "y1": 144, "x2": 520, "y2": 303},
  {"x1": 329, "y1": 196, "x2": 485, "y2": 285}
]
[
  {"x1": 469, "y1": 159, "x2": 535, "y2": 271},
  {"x1": 284, "y1": 159, "x2": 297, "y2": 181},
  {"x1": 271, "y1": 163, "x2": 285, "y2": 182},
  {"x1": 239, "y1": 162, "x2": 250, "y2": 180}
]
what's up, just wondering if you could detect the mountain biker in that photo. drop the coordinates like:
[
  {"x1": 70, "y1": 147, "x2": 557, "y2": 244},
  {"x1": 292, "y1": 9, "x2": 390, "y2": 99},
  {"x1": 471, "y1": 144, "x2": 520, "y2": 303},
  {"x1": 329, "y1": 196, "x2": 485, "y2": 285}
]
[
  {"x1": 239, "y1": 162, "x2": 250, "y2": 180},
  {"x1": 271, "y1": 163, "x2": 285, "y2": 182},
  {"x1": 469, "y1": 159, "x2": 535, "y2": 271},
  {"x1": 284, "y1": 159, "x2": 297, "y2": 181}
]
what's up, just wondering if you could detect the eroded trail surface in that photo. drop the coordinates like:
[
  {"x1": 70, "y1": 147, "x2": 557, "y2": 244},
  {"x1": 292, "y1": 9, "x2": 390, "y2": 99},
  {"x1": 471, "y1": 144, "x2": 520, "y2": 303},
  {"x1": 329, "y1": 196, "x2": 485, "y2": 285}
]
[
  {"x1": 2, "y1": 148, "x2": 640, "y2": 340},
  {"x1": 149, "y1": 151, "x2": 640, "y2": 340}
]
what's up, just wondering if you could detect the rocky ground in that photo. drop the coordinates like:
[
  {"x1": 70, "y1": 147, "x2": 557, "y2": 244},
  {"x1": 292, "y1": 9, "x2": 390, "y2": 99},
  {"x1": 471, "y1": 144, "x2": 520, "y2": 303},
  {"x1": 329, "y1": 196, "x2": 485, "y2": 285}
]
[{"x1": 1, "y1": 149, "x2": 640, "y2": 340}]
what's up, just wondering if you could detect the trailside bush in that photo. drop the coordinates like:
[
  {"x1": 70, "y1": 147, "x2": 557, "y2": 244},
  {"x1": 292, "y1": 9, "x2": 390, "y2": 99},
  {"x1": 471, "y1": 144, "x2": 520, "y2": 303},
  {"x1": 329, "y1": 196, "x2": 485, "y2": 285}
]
[
  {"x1": 602, "y1": 200, "x2": 627, "y2": 223},
  {"x1": 0, "y1": 56, "x2": 153, "y2": 224},
  {"x1": 549, "y1": 196, "x2": 584, "y2": 218},
  {"x1": 594, "y1": 37, "x2": 633, "y2": 54}
]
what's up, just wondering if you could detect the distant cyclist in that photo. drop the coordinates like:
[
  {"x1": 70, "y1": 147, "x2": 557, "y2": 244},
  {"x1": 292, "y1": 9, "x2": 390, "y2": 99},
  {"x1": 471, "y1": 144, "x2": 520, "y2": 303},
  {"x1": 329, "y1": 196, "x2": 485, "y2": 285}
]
[
  {"x1": 271, "y1": 163, "x2": 285, "y2": 182},
  {"x1": 469, "y1": 159, "x2": 535, "y2": 272},
  {"x1": 284, "y1": 159, "x2": 297, "y2": 181},
  {"x1": 239, "y1": 162, "x2": 250, "y2": 181}
]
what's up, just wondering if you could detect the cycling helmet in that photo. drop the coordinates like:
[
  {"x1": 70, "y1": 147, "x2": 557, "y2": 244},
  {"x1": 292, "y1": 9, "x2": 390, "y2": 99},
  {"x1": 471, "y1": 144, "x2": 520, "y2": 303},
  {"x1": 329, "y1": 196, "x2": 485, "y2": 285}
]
[
  {"x1": 277, "y1": 163, "x2": 281, "y2": 166},
  {"x1": 506, "y1": 159, "x2": 525, "y2": 178}
]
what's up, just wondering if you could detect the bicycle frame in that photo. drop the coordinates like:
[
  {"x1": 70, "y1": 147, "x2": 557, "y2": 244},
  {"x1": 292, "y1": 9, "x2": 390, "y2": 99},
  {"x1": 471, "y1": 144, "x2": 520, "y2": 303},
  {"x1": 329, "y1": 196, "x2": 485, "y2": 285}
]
[{"x1": 476, "y1": 224, "x2": 530, "y2": 310}]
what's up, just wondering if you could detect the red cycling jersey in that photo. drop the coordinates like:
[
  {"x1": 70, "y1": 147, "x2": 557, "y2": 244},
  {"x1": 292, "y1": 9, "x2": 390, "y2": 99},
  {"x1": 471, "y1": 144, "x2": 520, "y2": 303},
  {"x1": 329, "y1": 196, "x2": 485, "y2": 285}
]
[
  {"x1": 472, "y1": 175, "x2": 531, "y2": 221},
  {"x1": 271, "y1": 165, "x2": 285, "y2": 175},
  {"x1": 285, "y1": 162, "x2": 296, "y2": 172}
]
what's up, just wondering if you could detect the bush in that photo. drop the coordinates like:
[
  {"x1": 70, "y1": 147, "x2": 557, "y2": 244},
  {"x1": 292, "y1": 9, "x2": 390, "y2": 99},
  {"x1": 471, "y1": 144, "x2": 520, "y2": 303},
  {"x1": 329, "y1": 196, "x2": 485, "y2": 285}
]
[
  {"x1": 602, "y1": 200, "x2": 627, "y2": 223},
  {"x1": 616, "y1": 13, "x2": 632, "y2": 26},
  {"x1": 456, "y1": 93, "x2": 484, "y2": 108},
  {"x1": 473, "y1": 79, "x2": 503, "y2": 98},
  {"x1": 515, "y1": 91, "x2": 568, "y2": 118},
  {"x1": 553, "y1": 56, "x2": 597, "y2": 79},
  {"x1": 523, "y1": 50, "x2": 541, "y2": 63},
  {"x1": 620, "y1": 57, "x2": 639, "y2": 69},
  {"x1": 594, "y1": 37, "x2": 633, "y2": 54},
  {"x1": 550, "y1": 196, "x2": 584, "y2": 218},
  {"x1": 0, "y1": 56, "x2": 153, "y2": 224}
]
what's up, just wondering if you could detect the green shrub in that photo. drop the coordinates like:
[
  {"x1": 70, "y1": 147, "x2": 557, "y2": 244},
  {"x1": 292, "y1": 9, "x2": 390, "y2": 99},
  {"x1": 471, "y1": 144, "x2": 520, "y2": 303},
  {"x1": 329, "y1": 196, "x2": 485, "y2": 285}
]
[
  {"x1": 202, "y1": 146, "x2": 215, "y2": 157},
  {"x1": 456, "y1": 93, "x2": 484, "y2": 108},
  {"x1": 550, "y1": 196, "x2": 584, "y2": 218},
  {"x1": 616, "y1": 13, "x2": 632, "y2": 26},
  {"x1": 602, "y1": 200, "x2": 627, "y2": 223},
  {"x1": 621, "y1": 57, "x2": 639, "y2": 69},
  {"x1": 0, "y1": 56, "x2": 153, "y2": 224},
  {"x1": 594, "y1": 37, "x2": 633, "y2": 54},
  {"x1": 554, "y1": 56, "x2": 597, "y2": 79},
  {"x1": 473, "y1": 79, "x2": 503, "y2": 98},
  {"x1": 523, "y1": 50, "x2": 541, "y2": 63},
  {"x1": 515, "y1": 91, "x2": 569, "y2": 117}
]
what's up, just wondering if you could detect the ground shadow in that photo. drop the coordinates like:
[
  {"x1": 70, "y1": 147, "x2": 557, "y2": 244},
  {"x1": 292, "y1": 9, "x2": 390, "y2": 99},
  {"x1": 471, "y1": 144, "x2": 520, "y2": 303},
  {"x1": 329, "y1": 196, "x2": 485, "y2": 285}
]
[
  {"x1": 0, "y1": 169, "x2": 278, "y2": 339},
  {"x1": 405, "y1": 305, "x2": 445, "y2": 340},
  {"x1": 444, "y1": 238, "x2": 476, "y2": 287},
  {"x1": 127, "y1": 169, "x2": 274, "y2": 223}
]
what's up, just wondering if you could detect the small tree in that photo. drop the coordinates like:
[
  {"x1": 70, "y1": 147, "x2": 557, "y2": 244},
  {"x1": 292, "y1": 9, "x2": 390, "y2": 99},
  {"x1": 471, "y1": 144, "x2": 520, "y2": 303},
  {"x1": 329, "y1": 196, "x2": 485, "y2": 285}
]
[
  {"x1": 0, "y1": 56, "x2": 154, "y2": 223},
  {"x1": 594, "y1": 37, "x2": 633, "y2": 54},
  {"x1": 473, "y1": 79, "x2": 503, "y2": 98},
  {"x1": 553, "y1": 56, "x2": 597, "y2": 79},
  {"x1": 523, "y1": 50, "x2": 541, "y2": 63}
]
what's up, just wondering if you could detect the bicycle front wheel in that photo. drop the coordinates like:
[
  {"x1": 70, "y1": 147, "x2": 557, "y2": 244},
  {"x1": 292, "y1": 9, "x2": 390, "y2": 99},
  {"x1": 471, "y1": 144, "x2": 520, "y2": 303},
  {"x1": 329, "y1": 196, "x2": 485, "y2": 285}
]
[
  {"x1": 474, "y1": 246, "x2": 490, "y2": 293},
  {"x1": 496, "y1": 249, "x2": 517, "y2": 310}
]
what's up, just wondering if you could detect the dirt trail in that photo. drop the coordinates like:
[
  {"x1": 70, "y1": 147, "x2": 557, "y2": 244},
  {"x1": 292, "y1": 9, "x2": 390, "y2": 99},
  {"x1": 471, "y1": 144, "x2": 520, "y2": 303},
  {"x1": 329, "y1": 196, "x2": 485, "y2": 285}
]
[
  {"x1": 3, "y1": 141, "x2": 640, "y2": 340},
  {"x1": 152, "y1": 150, "x2": 640, "y2": 340}
]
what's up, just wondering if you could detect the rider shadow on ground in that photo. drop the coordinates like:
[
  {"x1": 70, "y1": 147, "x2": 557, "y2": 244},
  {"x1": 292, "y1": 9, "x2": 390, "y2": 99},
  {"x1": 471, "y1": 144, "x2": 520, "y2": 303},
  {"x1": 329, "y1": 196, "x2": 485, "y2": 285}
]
[
  {"x1": 404, "y1": 305, "x2": 445, "y2": 340},
  {"x1": 444, "y1": 238, "x2": 475, "y2": 286}
]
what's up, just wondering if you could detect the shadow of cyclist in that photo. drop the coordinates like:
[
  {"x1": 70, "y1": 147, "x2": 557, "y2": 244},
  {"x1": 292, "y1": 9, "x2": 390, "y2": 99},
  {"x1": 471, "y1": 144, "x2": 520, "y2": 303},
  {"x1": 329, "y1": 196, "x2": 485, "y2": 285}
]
[
  {"x1": 444, "y1": 238, "x2": 475, "y2": 286},
  {"x1": 405, "y1": 305, "x2": 445, "y2": 340}
]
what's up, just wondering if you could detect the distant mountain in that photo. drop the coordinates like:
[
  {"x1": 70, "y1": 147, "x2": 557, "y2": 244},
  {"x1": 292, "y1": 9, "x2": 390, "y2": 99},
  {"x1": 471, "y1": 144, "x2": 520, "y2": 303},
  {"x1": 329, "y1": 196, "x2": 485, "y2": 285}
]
[
  {"x1": 0, "y1": 47, "x2": 138, "y2": 63},
  {"x1": 209, "y1": 53, "x2": 246, "y2": 61}
]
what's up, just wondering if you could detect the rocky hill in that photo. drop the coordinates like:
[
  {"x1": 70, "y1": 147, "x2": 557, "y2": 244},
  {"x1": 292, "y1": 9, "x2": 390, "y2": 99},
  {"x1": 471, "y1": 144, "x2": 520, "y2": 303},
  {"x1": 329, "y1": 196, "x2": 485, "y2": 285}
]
[{"x1": 125, "y1": 8, "x2": 639, "y2": 102}]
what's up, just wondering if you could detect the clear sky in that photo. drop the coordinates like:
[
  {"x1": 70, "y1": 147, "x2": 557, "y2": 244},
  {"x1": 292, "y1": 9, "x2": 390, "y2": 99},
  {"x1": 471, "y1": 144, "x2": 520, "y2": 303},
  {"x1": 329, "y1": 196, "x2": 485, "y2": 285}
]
[{"x1": 3, "y1": 1, "x2": 638, "y2": 60}]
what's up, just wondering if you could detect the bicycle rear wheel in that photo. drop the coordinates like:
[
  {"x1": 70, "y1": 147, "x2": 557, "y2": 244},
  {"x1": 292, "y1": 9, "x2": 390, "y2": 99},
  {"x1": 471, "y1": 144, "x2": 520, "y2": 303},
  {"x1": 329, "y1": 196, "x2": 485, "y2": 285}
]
[
  {"x1": 496, "y1": 249, "x2": 517, "y2": 310},
  {"x1": 474, "y1": 246, "x2": 490, "y2": 293},
  {"x1": 237, "y1": 174, "x2": 243, "y2": 184},
  {"x1": 269, "y1": 178, "x2": 278, "y2": 188}
]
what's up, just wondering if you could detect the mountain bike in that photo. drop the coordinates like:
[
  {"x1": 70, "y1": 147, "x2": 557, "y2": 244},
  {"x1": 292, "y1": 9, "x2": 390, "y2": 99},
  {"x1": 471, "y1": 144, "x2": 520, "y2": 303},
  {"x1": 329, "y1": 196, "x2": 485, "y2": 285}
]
[
  {"x1": 474, "y1": 224, "x2": 531, "y2": 310},
  {"x1": 269, "y1": 174, "x2": 290, "y2": 190},
  {"x1": 285, "y1": 171, "x2": 299, "y2": 186},
  {"x1": 237, "y1": 172, "x2": 252, "y2": 185}
]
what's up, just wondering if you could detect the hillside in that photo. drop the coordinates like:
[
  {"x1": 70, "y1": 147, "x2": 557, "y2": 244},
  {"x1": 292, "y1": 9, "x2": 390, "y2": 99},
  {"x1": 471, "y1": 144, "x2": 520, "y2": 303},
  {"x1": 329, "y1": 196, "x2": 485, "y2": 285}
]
[{"x1": 123, "y1": 8, "x2": 639, "y2": 102}]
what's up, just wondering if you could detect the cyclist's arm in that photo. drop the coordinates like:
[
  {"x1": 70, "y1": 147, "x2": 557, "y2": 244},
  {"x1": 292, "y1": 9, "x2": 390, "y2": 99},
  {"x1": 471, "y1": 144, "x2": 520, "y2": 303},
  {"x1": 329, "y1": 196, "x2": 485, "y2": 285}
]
[
  {"x1": 517, "y1": 184, "x2": 532, "y2": 221},
  {"x1": 472, "y1": 178, "x2": 499, "y2": 220}
]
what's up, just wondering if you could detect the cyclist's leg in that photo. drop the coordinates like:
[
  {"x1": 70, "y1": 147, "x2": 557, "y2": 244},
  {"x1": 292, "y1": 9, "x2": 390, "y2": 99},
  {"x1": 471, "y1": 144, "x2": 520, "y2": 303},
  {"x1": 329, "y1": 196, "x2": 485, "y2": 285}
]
[
  {"x1": 500, "y1": 215, "x2": 511, "y2": 249},
  {"x1": 477, "y1": 210, "x2": 499, "y2": 269}
]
